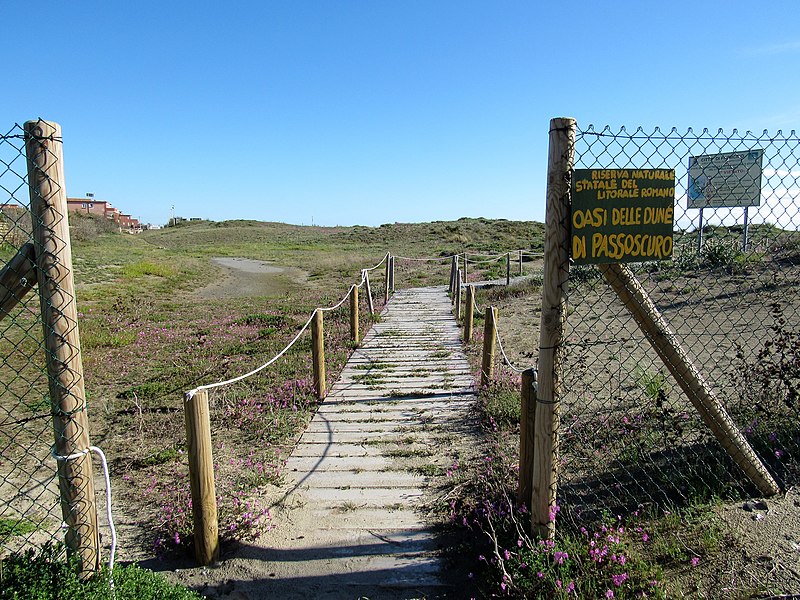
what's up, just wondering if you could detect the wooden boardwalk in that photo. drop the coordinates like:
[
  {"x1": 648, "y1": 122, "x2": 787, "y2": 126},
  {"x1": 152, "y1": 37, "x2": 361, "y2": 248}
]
[{"x1": 237, "y1": 286, "x2": 476, "y2": 599}]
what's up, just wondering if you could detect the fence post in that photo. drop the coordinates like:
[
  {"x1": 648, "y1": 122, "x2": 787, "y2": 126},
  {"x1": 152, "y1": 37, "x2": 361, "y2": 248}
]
[
  {"x1": 350, "y1": 285, "x2": 359, "y2": 345},
  {"x1": 464, "y1": 285, "x2": 474, "y2": 341},
  {"x1": 532, "y1": 117, "x2": 576, "y2": 539},
  {"x1": 454, "y1": 269, "x2": 462, "y2": 319},
  {"x1": 449, "y1": 256, "x2": 457, "y2": 297},
  {"x1": 506, "y1": 252, "x2": 511, "y2": 285},
  {"x1": 184, "y1": 389, "x2": 219, "y2": 565},
  {"x1": 24, "y1": 120, "x2": 99, "y2": 575},
  {"x1": 312, "y1": 309, "x2": 327, "y2": 399},
  {"x1": 389, "y1": 255, "x2": 395, "y2": 292},
  {"x1": 481, "y1": 306, "x2": 497, "y2": 387},
  {"x1": 463, "y1": 252, "x2": 468, "y2": 281},
  {"x1": 518, "y1": 368, "x2": 537, "y2": 511},
  {"x1": 519, "y1": 249, "x2": 523, "y2": 276},
  {"x1": 363, "y1": 270, "x2": 374, "y2": 315},
  {"x1": 598, "y1": 263, "x2": 780, "y2": 496},
  {"x1": 384, "y1": 254, "x2": 391, "y2": 303}
]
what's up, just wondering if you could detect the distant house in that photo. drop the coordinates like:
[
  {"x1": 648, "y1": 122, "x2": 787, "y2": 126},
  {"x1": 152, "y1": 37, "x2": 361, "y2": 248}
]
[{"x1": 66, "y1": 198, "x2": 141, "y2": 232}]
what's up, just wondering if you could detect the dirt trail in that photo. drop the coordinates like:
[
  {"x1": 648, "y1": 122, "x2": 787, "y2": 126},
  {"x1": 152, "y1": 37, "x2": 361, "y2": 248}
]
[{"x1": 196, "y1": 257, "x2": 308, "y2": 299}]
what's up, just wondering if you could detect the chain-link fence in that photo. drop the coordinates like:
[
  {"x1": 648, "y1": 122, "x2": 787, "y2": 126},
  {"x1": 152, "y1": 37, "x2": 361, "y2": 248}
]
[
  {"x1": 0, "y1": 121, "x2": 100, "y2": 573},
  {"x1": 541, "y1": 122, "x2": 799, "y2": 588}
]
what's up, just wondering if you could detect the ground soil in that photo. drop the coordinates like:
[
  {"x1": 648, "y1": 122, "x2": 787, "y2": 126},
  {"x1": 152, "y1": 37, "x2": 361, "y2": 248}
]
[{"x1": 196, "y1": 258, "x2": 308, "y2": 299}]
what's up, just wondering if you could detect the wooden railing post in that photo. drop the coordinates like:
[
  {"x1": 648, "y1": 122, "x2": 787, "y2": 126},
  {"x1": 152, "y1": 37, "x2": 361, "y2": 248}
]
[
  {"x1": 519, "y1": 249, "x2": 523, "y2": 275},
  {"x1": 389, "y1": 256, "x2": 395, "y2": 292},
  {"x1": 449, "y1": 256, "x2": 457, "y2": 297},
  {"x1": 481, "y1": 306, "x2": 497, "y2": 387},
  {"x1": 518, "y1": 368, "x2": 537, "y2": 511},
  {"x1": 363, "y1": 270, "x2": 374, "y2": 315},
  {"x1": 506, "y1": 252, "x2": 511, "y2": 285},
  {"x1": 532, "y1": 117, "x2": 576, "y2": 539},
  {"x1": 384, "y1": 254, "x2": 391, "y2": 303},
  {"x1": 455, "y1": 269, "x2": 462, "y2": 319},
  {"x1": 350, "y1": 285, "x2": 359, "y2": 345},
  {"x1": 184, "y1": 389, "x2": 219, "y2": 566},
  {"x1": 312, "y1": 309, "x2": 327, "y2": 399},
  {"x1": 463, "y1": 252, "x2": 468, "y2": 281},
  {"x1": 464, "y1": 285, "x2": 475, "y2": 341},
  {"x1": 24, "y1": 120, "x2": 99, "y2": 575}
]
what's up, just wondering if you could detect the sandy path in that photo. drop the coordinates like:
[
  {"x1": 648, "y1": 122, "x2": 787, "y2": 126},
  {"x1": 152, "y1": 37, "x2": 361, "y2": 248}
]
[{"x1": 196, "y1": 257, "x2": 307, "y2": 299}]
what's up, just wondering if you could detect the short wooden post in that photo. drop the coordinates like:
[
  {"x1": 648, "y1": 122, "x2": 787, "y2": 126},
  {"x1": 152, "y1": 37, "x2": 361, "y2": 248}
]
[
  {"x1": 449, "y1": 256, "x2": 457, "y2": 296},
  {"x1": 312, "y1": 309, "x2": 327, "y2": 399},
  {"x1": 384, "y1": 254, "x2": 391, "y2": 303},
  {"x1": 463, "y1": 252, "x2": 468, "y2": 280},
  {"x1": 389, "y1": 255, "x2": 395, "y2": 292},
  {"x1": 349, "y1": 285, "x2": 359, "y2": 345},
  {"x1": 25, "y1": 120, "x2": 99, "y2": 575},
  {"x1": 481, "y1": 306, "x2": 498, "y2": 387},
  {"x1": 506, "y1": 252, "x2": 511, "y2": 285},
  {"x1": 464, "y1": 285, "x2": 475, "y2": 341},
  {"x1": 519, "y1": 249, "x2": 523, "y2": 275},
  {"x1": 599, "y1": 263, "x2": 780, "y2": 496},
  {"x1": 518, "y1": 368, "x2": 537, "y2": 511},
  {"x1": 532, "y1": 117, "x2": 576, "y2": 539},
  {"x1": 184, "y1": 389, "x2": 219, "y2": 566},
  {"x1": 455, "y1": 269, "x2": 462, "y2": 319},
  {"x1": 363, "y1": 270, "x2": 374, "y2": 315}
]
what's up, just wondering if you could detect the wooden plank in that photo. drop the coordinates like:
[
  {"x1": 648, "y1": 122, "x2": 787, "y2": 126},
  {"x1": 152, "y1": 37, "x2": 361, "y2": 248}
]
[{"x1": 0, "y1": 242, "x2": 36, "y2": 320}]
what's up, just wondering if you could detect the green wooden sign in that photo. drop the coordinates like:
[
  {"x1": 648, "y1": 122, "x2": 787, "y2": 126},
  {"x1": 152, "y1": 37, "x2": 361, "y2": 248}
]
[{"x1": 571, "y1": 168, "x2": 675, "y2": 264}]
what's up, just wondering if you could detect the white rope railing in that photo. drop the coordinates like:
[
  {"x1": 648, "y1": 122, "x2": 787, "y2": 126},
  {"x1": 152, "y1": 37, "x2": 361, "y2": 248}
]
[
  {"x1": 495, "y1": 323, "x2": 525, "y2": 373},
  {"x1": 394, "y1": 254, "x2": 456, "y2": 262},
  {"x1": 363, "y1": 252, "x2": 389, "y2": 272}
]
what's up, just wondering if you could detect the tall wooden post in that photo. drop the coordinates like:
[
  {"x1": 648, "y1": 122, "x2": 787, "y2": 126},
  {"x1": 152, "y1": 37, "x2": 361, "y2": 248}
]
[
  {"x1": 463, "y1": 252, "x2": 468, "y2": 281},
  {"x1": 389, "y1": 256, "x2": 395, "y2": 292},
  {"x1": 363, "y1": 270, "x2": 374, "y2": 315},
  {"x1": 24, "y1": 120, "x2": 99, "y2": 575},
  {"x1": 506, "y1": 252, "x2": 511, "y2": 285},
  {"x1": 454, "y1": 269, "x2": 462, "y2": 319},
  {"x1": 312, "y1": 309, "x2": 327, "y2": 399},
  {"x1": 599, "y1": 263, "x2": 779, "y2": 496},
  {"x1": 518, "y1": 368, "x2": 537, "y2": 511},
  {"x1": 349, "y1": 285, "x2": 359, "y2": 345},
  {"x1": 184, "y1": 389, "x2": 219, "y2": 565},
  {"x1": 532, "y1": 117, "x2": 576, "y2": 539},
  {"x1": 481, "y1": 306, "x2": 498, "y2": 387},
  {"x1": 464, "y1": 285, "x2": 475, "y2": 341},
  {"x1": 384, "y1": 254, "x2": 391, "y2": 303},
  {"x1": 519, "y1": 249, "x2": 523, "y2": 275}
]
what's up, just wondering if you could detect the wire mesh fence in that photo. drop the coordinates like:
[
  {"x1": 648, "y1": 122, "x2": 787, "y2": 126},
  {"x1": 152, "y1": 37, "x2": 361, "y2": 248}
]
[
  {"x1": 0, "y1": 123, "x2": 63, "y2": 557},
  {"x1": 558, "y1": 124, "x2": 800, "y2": 521}
]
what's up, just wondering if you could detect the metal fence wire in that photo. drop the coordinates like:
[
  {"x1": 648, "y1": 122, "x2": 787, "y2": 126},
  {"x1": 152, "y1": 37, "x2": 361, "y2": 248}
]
[
  {"x1": 0, "y1": 123, "x2": 63, "y2": 557},
  {"x1": 558, "y1": 124, "x2": 800, "y2": 526}
]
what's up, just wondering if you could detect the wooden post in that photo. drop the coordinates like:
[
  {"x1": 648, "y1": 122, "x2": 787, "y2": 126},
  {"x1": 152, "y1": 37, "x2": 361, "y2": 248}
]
[
  {"x1": 464, "y1": 285, "x2": 475, "y2": 341},
  {"x1": 463, "y1": 252, "x2": 468, "y2": 281},
  {"x1": 455, "y1": 269, "x2": 462, "y2": 319},
  {"x1": 0, "y1": 242, "x2": 36, "y2": 320},
  {"x1": 184, "y1": 389, "x2": 219, "y2": 566},
  {"x1": 384, "y1": 254, "x2": 391, "y2": 303},
  {"x1": 24, "y1": 120, "x2": 99, "y2": 575},
  {"x1": 599, "y1": 263, "x2": 780, "y2": 496},
  {"x1": 518, "y1": 368, "x2": 537, "y2": 511},
  {"x1": 363, "y1": 270, "x2": 374, "y2": 315},
  {"x1": 506, "y1": 252, "x2": 511, "y2": 286},
  {"x1": 312, "y1": 309, "x2": 327, "y2": 399},
  {"x1": 389, "y1": 256, "x2": 395, "y2": 292},
  {"x1": 481, "y1": 306, "x2": 497, "y2": 387},
  {"x1": 532, "y1": 117, "x2": 576, "y2": 539},
  {"x1": 349, "y1": 285, "x2": 359, "y2": 345},
  {"x1": 449, "y1": 256, "x2": 457, "y2": 296},
  {"x1": 519, "y1": 249, "x2": 523, "y2": 276}
]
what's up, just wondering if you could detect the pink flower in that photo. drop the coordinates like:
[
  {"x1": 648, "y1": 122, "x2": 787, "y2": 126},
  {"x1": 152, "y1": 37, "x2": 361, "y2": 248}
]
[
  {"x1": 566, "y1": 581, "x2": 575, "y2": 593},
  {"x1": 611, "y1": 573, "x2": 628, "y2": 586},
  {"x1": 690, "y1": 556, "x2": 700, "y2": 567},
  {"x1": 554, "y1": 550, "x2": 569, "y2": 565},
  {"x1": 606, "y1": 591, "x2": 614, "y2": 598}
]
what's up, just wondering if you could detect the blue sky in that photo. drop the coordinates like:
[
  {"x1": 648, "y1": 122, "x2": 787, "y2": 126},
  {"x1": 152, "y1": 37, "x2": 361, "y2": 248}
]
[{"x1": 2, "y1": 1, "x2": 799, "y2": 227}]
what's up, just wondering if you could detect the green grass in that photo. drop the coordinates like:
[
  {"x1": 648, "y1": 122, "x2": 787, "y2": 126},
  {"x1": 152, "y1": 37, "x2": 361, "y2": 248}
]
[
  {"x1": 0, "y1": 517, "x2": 38, "y2": 540},
  {"x1": 0, "y1": 544, "x2": 201, "y2": 600}
]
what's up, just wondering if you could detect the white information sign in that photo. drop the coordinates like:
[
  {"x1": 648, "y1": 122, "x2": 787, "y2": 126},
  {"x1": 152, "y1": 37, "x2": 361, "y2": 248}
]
[{"x1": 687, "y1": 149, "x2": 764, "y2": 209}]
